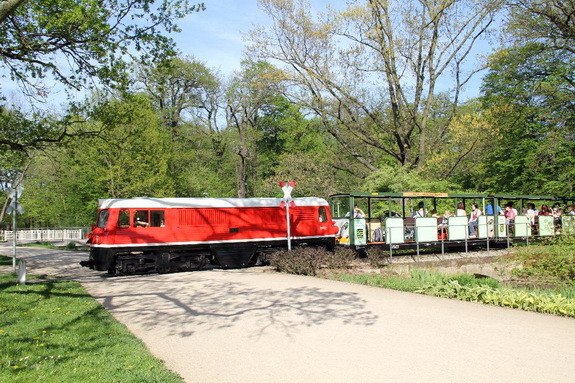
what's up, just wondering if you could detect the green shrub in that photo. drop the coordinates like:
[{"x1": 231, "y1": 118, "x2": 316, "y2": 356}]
[
  {"x1": 447, "y1": 273, "x2": 500, "y2": 289},
  {"x1": 65, "y1": 242, "x2": 78, "y2": 250},
  {"x1": 416, "y1": 281, "x2": 575, "y2": 318},
  {"x1": 510, "y1": 241, "x2": 575, "y2": 286},
  {"x1": 410, "y1": 269, "x2": 445, "y2": 284}
]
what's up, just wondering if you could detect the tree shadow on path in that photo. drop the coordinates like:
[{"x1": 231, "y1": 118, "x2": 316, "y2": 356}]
[{"x1": 82, "y1": 271, "x2": 379, "y2": 339}]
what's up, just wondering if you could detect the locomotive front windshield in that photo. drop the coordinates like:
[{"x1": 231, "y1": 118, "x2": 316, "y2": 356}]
[{"x1": 97, "y1": 209, "x2": 109, "y2": 228}]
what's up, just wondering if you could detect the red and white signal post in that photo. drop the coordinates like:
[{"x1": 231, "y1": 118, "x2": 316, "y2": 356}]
[{"x1": 279, "y1": 180, "x2": 296, "y2": 251}]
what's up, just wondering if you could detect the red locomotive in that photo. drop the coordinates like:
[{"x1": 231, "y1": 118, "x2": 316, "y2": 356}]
[{"x1": 81, "y1": 197, "x2": 339, "y2": 274}]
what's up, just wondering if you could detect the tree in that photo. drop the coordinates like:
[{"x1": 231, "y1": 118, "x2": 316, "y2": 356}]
[
  {"x1": 136, "y1": 57, "x2": 235, "y2": 197},
  {"x1": 0, "y1": 1, "x2": 205, "y2": 159},
  {"x1": 253, "y1": 99, "x2": 358, "y2": 198},
  {"x1": 480, "y1": 42, "x2": 575, "y2": 195},
  {"x1": 0, "y1": 148, "x2": 29, "y2": 225},
  {"x1": 506, "y1": 0, "x2": 575, "y2": 54},
  {"x1": 137, "y1": 57, "x2": 220, "y2": 137},
  {"x1": 422, "y1": 99, "x2": 501, "y2": 184},
  {"x1": 249, "y1": 0, "x2": 503, "y2": 173},
  {"x1": 0, "y1": 0, "x2": 205, "y2": 96},
  {"x1": 20, "y1": 93, "x2": 178, "y2": 226},
  {"x1": 226, "y1": 60, "x2": 286, "y2": 197},
  {"x1": 0, "y1": 0, "x2": 26, "y2": 24}
]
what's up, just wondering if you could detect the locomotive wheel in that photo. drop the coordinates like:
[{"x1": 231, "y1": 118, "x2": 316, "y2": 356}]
[
  {"x1": 156, "y1": 252, "x2": 172, "y2": 274},
  {"x1": 107, "y1": 264, "x2": 124, "y2": 276}
]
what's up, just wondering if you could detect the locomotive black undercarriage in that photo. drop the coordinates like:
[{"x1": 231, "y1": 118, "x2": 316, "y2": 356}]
[{"x1": 80, "y1": 237, "x2": 335, "y2": 275}]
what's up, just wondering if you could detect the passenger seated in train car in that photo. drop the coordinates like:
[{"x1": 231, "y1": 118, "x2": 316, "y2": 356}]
[
  {"x1": 412, "y1": 201, "x2": 427, "y2": 218},
  {"x1": 485, "y1": 203, "x2": 502, "y2": 215},
  {"x1": 468, "y1": 203, "x2": 482, "y2": 238},
  {"x1": 504, "y1": 203, "x2": 516, "y2": 235},
  {"x1": 538, "y1": 204, "x2": 550, "y2": 215},
  {"x1": 509, "y1": 201, "x2": 518, "y2": 217},
  {"x1": 568, "y1": 205, "x2": 575, "y2": 216},
  {"x1": 353, "y1": 203, "x2": 365, "y2": 218},
  {"x1": 552, "y1": 204, "x2": 563, "y2": 233},
  {"x1": 456, "y1": 202, "x2": 467, "y2": 217},
  {"x1": 526, "y1": 203, "x2": 537, "y2": 234},
  {"x1": 438, "y1": 210, "x2": 451, "y2": 239},
  {"x1": 344, "y1": 203, "x2": 365, "y2": 218},
  {"x1": 430, "y1": 209, "x2": 438, "y2": 217}
]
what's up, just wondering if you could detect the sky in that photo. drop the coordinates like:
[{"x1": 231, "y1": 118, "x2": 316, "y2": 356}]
[
  {"x1": 175, "y1": 0, "x2": 335, "y2": 76},
  {"x1": 176, "y1": 1, "x2": 264, "y2": 75}
]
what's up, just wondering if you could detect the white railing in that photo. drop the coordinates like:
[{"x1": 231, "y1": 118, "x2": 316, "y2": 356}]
[{"x1": 1, "y1": 228, "x2": 88, "y2": 242}]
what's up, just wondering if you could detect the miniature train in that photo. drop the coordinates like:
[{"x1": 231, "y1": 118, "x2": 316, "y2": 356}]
[
  {"x1": 80, "y1": 197, "x2": 339, "y2": 274},
  {"x1": 80, "y1": 192, "x2": 575, "y2": 274},
  {"x1": 331, "y1": 192, "x2": 575, "y2": 255}
]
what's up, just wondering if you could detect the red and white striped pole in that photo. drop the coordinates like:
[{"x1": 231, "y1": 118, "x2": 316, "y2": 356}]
[{"x1": 279, "y1": 180, "x2": 296, "y2": 251}]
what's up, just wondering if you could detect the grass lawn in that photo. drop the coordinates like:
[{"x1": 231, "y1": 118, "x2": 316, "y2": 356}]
[
  {"x1": 0, "y1": 273, "x2": 183, "y2": 382},
  {"x1": 0, "y1": 255, "x2": 12, "y2": 266}
]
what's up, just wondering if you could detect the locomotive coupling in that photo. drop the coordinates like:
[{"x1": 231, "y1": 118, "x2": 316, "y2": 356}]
[{"x1": 80, "y1": 260, "x2": 94, "y2": 269}]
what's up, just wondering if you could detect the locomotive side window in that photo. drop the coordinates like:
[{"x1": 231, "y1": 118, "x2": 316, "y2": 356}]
[
  {"x1": 97, "y1": 210, "x2": 109, "y2": 228},
  {"x1": 150, "y1": 210, "x2": 165, "y2": 227},
  {"x1": 134, "y1": 210, "x2": 165, "y2": 227},
  {"x1": 134, "y1": 210, "x2": 149, "y2": 227},
  {"x1": 319, "y1": 206, "x2": 328, "y2": 223},
  {"x1": 118, "y1": 209, "x2": 130, "y2": 228}
]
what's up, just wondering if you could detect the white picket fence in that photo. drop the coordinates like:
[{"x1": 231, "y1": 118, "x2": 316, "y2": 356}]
[{"x1": 1, "y1": 228, "x2": 88, "y2": 242}]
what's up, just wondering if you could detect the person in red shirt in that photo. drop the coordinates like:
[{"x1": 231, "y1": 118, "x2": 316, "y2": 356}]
[{"x1": 538, "y1": 204, "x2": 550, "y2": 215}]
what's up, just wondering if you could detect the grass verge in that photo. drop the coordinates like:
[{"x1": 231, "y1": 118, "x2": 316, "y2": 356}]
[
  {"x1": 327, "y1": 269, "x2": 575, "y2": 318},
  {"x1": 0, "y1": 273, "x2": 183, "y2": 382},
  {"x1": 0, "y1": 255, "x2": 12, "y2": 266}
]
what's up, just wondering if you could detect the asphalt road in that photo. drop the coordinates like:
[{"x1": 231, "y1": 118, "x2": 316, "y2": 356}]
[{"x1": 2, "y1": 243, "x2": 575, "y2": 382}]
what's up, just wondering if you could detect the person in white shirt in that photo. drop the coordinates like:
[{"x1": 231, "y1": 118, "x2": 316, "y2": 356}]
[
  {"x1": 456, "y1": 202, "x2": 467, "y2": 217},
  {"x1": 468, "y1": 203, "x2": 482, "y2": 238}
]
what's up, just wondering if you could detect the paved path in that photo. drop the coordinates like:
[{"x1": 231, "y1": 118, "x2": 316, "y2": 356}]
[{"x1": 2, "y1": 243, "x2": 575, "y2": 382}]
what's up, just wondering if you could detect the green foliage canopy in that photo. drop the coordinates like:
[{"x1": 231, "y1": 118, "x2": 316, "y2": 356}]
[{"x1": 0, "y1": 0, "x2": 205, "y2": 96}]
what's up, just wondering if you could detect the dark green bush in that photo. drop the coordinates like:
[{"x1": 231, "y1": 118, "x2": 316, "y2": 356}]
[
  {"x1": 510, "y1": 240, "x2": 575, "y2": 286},
  {"x1": 65, "y1": 242, "x2": 78, "y2": 250}
]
